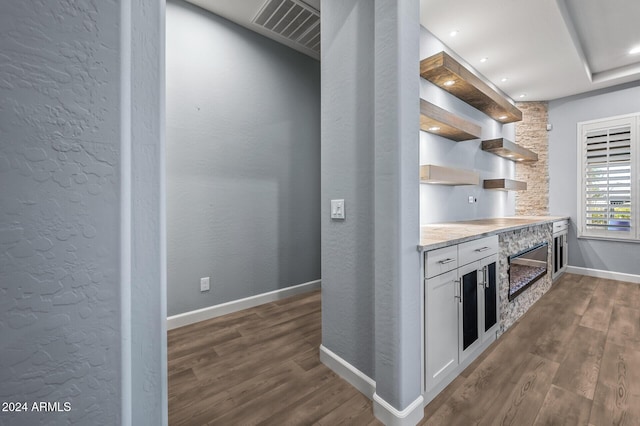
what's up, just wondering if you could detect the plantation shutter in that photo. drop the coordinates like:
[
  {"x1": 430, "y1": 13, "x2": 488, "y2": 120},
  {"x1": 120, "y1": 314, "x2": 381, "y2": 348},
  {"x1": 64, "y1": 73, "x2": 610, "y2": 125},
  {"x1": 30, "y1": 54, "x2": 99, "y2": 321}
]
[{"x1": 582, "y1": 118, "x2": 635, "y2": 239}]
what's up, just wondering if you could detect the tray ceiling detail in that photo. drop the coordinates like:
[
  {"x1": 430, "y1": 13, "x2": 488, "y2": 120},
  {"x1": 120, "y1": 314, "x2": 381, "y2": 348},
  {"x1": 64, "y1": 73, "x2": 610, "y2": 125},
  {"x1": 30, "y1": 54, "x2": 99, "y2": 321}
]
[{"x1": 421, "y1": 0, "x2": 640, "y2": 101}]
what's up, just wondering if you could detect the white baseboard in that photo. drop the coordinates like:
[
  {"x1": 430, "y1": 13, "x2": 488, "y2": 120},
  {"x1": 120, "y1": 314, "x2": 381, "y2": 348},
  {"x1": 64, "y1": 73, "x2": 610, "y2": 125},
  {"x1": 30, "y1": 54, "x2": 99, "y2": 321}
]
[
  {"x1": 319, "y1": 344, "x2": 424, "y2": 425},
  {"x1": 566, "y1": 266, "x2": 640, "y2": 284},
  {"x1": 167, "y1": 279, "x2": 321, "y2": 330},
  {"x1": 319, "y1": 344, "x2": 376, "y2": 399},
  {"x1": 373, "y1": 393, "x2": 424, "y2": 426}
]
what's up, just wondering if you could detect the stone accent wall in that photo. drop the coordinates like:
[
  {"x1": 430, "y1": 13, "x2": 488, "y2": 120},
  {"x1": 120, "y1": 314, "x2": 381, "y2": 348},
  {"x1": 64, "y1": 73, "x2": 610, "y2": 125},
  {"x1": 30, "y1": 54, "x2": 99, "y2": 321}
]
[
  {"x1": 515, "y1": 102, "x2": 549, "y2": 215},
  {"x1": 498, "y1": 224, "x2": 553, "y2": 336}
]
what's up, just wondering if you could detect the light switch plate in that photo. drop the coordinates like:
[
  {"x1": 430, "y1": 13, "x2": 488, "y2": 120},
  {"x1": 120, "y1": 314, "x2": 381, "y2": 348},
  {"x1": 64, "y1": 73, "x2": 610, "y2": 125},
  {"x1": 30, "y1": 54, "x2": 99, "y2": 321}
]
[
  {"x1": 200, "y1": 277, "x2": 210, "y2": 292},
  {"x1": 331, "y1": 199, "x2": 345, "y2": 220}
]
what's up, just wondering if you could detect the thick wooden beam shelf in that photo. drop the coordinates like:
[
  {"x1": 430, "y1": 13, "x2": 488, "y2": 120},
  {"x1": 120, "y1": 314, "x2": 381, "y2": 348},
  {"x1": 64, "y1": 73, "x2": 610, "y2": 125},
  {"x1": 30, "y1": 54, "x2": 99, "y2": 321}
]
[
  {"x1": 481, "y1": 138, "x2": 538, "y2": 163},
  {"x1": 420, "y1": 99, "x2": 482, "y2": 142},
  {"x1": 483, "y1": 179, "x2": 527, "y2": 191},
  {"x1": 420, "y1": 164, "x2": 479, "y2": 186},
  {"x1": 420, "y1": 51, "x2": 523, "y2": 124}
]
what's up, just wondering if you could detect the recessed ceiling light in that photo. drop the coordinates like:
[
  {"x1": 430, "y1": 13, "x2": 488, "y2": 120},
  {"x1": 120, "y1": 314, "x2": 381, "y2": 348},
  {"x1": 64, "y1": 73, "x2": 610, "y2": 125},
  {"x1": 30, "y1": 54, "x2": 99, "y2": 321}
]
[
  {"x1": 501, "y1": 77, "x2": 508, "y2": 82},
  {"x1": 506, "y1": 154, "x2": 514, "y2": 158},
  {"x1": 517, "y1": 158, "x2": 524, "y2": 161},
  {"x1": 630, "y1": 46, "x2": 640, "y2": 55},
  {"x1": 480, "y1": 57, "x2": 488, "y2": 63},
  {"x1": 428, "y1": 126, "x2": 440, "y2": 132},
  {"x1": 498, "y1": 115, "x2": 508, "y2": 120},
  {"x1": 519, "y1": 93, "x2": 527, "y2": 98},
  {"x1": 444, "y1": 80, "x2": 455, "y2": 86},
  {"x1": 450, "y1": 30, "x2": 459, "y2": 37}
]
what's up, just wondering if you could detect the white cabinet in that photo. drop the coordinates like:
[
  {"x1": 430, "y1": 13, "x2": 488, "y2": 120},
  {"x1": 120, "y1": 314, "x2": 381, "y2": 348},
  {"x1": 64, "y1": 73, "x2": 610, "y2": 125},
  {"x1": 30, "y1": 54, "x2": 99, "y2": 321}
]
[
  {"x1": 457, "y1": 238, "x2": 498, "y2": 364},
  {"x1": 425, "y1": 269, "x2": 459, "y2": 390},
  {"x1": 425, "y1": 244, "x2": 458, "y2": 278},
  {"x1": 552, "y1": 220, "x2": 568, "y2": 280},
  {"x1": 424, "y1": 235, "x2": 499, "y2": 390},
  {"x1": 458, "y1": 237, "x2": 497, "y2": 265}
]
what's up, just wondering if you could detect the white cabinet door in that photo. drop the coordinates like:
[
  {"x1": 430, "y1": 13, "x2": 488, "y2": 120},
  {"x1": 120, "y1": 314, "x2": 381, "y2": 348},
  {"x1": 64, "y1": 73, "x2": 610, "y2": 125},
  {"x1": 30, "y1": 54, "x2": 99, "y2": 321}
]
[
  {"x1": 553, "y1": 232, "x2": 568, "y2": 280},
  {"x1": 425, "y1": 269, "x2": 459, "y2": 391}
]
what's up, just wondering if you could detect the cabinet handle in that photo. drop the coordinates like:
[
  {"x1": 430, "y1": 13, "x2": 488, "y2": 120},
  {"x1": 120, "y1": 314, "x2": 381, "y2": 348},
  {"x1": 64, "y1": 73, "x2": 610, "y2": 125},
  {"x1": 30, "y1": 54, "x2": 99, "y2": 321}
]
[
  {"x1": 438, "y1": 258, "x2": 455, "y2": 265},
  {"x1": 475, "y1": 246, "x2": 490, "y2": 252},
  {"x1": 484, "y1": 266, "x2": 489, "y2": 289},
  {"x1": 454, "y1": 279, "x2": 462, "y2": 303}
]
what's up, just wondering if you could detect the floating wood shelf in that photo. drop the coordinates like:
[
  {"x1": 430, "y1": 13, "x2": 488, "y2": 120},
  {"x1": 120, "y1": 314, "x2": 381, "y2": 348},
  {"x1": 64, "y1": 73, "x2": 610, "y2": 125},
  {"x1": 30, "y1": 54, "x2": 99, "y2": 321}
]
[
  {"x1": 481, "y1": 138, "x2": 538, "y2": 163},
  {"x1": 420, "y1": 164, "x2": 479, "y2": 186},
  {"x1": 483, "y1": 179, "x2": 527, "y2": 191},
  {"x1": 420, "y1": 51, "x2": 523, "y2": 124},
  {"x1": 420, "y1": 99, "x2": 482, "y2": 142}
]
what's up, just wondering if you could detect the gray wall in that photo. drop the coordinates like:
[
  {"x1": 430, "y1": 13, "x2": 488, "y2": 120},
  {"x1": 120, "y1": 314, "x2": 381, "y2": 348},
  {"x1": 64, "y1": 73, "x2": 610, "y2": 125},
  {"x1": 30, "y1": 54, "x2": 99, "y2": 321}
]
[
  {"x1": 373, "y1": 0, "x2": 422, "y2": 412},
  {"x1": 321, "y1": 0, "x2": 376, "y2": 379},
  {"x1": 0, "y1": 0, "x2": 166, "y2": 424},
  {"x1": 166, "y1": 0, "x2": 321, "y2": 316},
  {"x1": 322, "y1": 0, "x2": 422, "y2": 415},
  {"x1": 419, "y1": 28, "x2": 517, "y2": 224},
  {"x1": 127, "y1": 1, "x2": 167, "y2": 423},
  {"x1": 548, "y1": 81, "x2": 640, "y2": 275},
  {"x1": 0, "y1": 2, "x2": 121, "y2": 423}
]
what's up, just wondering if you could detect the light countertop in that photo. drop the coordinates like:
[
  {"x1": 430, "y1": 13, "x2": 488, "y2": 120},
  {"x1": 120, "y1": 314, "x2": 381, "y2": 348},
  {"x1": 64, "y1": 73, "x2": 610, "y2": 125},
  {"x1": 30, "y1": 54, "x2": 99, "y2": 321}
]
[{"x1": 419, "y1": 216, "x2": 569, "y2": 251}]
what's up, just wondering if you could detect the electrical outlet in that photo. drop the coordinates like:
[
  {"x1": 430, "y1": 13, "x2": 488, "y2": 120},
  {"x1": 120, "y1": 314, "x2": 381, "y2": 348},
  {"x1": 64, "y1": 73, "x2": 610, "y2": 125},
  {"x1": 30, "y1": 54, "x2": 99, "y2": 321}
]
[
  {"x1": 468, "y1": 196, "x2": 475, "y2": 204},
  {"x1": 200, "y1": 277, "x2": 210, "y2": 292},
  {"x1": 331, "y1": 199, "x2": 345, "y2": 220}
]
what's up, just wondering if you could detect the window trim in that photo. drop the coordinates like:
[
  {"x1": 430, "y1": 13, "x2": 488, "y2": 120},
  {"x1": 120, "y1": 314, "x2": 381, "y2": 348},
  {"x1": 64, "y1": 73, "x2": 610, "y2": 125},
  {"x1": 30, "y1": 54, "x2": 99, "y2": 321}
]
[{"x1": 577, "y1": 112, "x2": 639, "y2": 242}]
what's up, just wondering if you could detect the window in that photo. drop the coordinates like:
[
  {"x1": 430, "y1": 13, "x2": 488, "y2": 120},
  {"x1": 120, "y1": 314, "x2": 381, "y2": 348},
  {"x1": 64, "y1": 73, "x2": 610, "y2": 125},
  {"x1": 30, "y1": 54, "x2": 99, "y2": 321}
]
[{"x1": 578, "y1": 114, "x2": 638, "y2": 241}]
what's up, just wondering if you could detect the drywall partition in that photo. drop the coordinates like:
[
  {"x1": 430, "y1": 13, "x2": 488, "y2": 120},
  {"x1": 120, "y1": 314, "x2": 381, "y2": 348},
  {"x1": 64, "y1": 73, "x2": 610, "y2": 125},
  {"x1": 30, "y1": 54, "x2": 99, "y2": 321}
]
[
  {"x1": 548, "y1": 81, "x2": 640, "y2": 275},
  {"x1": 321, "y1": 0, "x2": 376, "y2": 381},
  {"x1": 321, "y1": 0, "x2": 423, "y2": 423},
  {"x1": 166, "y1": 0, "x2": 321, "y2": 317},
  {"x1": 419, "y1": 28, "x2": 517, "y2": 224},
  {"x1": 0, "y1": 0, "x2": 166, "y2": 425},
  {"x1": 125, "y1": 0, "x2": 167, "y2": 424},
  {"x1": 373, "y1": 0, "x2": 423, "y2": 423}
]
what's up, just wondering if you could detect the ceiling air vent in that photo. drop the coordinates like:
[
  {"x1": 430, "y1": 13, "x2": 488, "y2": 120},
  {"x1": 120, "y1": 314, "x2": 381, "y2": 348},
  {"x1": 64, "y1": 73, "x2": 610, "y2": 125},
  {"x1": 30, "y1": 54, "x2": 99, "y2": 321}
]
[{"x1": 253, "y1": 0, "x2": 320, "y2": 56}]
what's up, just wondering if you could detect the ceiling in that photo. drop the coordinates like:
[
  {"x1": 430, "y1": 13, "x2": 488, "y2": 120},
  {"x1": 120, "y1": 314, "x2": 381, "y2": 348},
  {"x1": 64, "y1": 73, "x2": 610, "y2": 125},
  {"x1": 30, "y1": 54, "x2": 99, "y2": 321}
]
[
  {"x1": 186, "y1": 0, "x2": 640, "y2": 101},
  {"x1": 185, "y1": 0, "x2": 321, "y2": 59},
  {"x1": 421, "y1": 0, "x2": 640, "y2": 101}
]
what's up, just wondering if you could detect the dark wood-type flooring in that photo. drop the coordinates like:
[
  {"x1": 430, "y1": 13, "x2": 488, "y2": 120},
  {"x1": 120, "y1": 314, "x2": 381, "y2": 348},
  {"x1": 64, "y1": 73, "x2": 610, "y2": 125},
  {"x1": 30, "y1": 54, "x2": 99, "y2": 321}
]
[
  {"x1": 167, "y1": 291, "x2": 380, "y2": 425},
  {"x1": 168, "y1": 274, "x2": 640, "y2": 425}
]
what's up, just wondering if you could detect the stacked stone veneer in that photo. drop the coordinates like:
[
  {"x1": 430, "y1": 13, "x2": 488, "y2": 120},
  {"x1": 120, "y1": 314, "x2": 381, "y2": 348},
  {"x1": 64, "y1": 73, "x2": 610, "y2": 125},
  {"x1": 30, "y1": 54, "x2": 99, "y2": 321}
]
[
  {"x1": 515, "y1": 102, "x2": 549, "y2": 216},
  {"x1": 497, "y1": 223, "x2": 553, "y2": 336}
]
